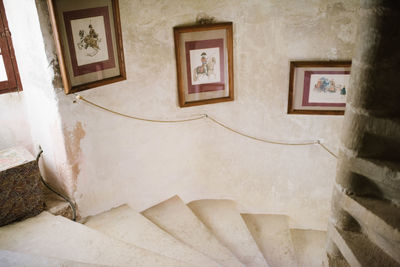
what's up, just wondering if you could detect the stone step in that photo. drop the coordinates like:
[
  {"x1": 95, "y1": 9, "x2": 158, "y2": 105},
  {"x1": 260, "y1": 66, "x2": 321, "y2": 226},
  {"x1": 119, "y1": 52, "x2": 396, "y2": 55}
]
[
  {"x1": 188, "y1": 199, "x2": 269, "y2": 267},
  {"x1": 346, "y1": 109, "x2": 400, "y2": 140},
  {"x1": 84, "y1": 204, "x2": 220, "y2": 267},
  {"x1": 241, "y1": 214, "x2": 297, "y2": 267},
  {"x1": 336, "y1": 189, "x2": 400, "y2": 263},
  {"x1": 290, "y1": 229, "x2": 327, "y2": 267},
  {"x1": 344, "y1": 110, "x2": 400, "y2": 161},
  {"x1": 0, "y1": 249, "x2": 107, "y2": 267},
  {"x1": 367, "y1": 116, "x2": 400, "y2": 140},
  {"x1": 141, "y1": 196, "x2": 243, "y2": 267},
  {"x1": 325, "y1": 253, "x2": 350, "y2": 267},
  {"x1": 358, "y1": 133, "x2": 400, "y2": 161},
  {"x1": 0, "y1": 146, "x2": 35, "y2": 172},
  {"x1": 328, "y1": 224, "x2": 399, "y2": 267},
  {"x1": 343, "y1": 155, "x2": 400, "y2": 204},
  {"x1": 0, "y1": 212, "x2": 189, "y2": 267},
  {"x1": 348, "y1": 156, "x2": 400, "y2": 190}
]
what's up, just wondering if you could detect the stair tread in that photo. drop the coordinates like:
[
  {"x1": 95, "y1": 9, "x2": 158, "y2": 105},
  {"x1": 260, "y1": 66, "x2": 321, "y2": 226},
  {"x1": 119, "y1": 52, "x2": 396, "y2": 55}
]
[
  {"x1": 367, "y1": 115, "x2": 400, "y2": 139},
  {"x1": 0, "y1": 249, "x2": 107, "y2": 267},
  {"x1": 141, "y1": 195, "x2": 243, "y2": 267},
  {"x1": 188, "y1": 199, "x2": 269, "y2": 267},
  {"x1": 84, "y1": 204, "x2": 220, "y2": 267},
  {"x1": 0, "y1": 212, "x2": 190, "y2": 267},
  {"x1": 290, "y1": 229, "x2": 327, "y2": 267},
  {"x1": 338, "y1": 190, "x2": 400, "y2": 262},
  {"x1": 328, "y1": 224, "x2": 399, "y2": 267},
  {"x1": 348, "y1": 157, "x2": 400, "y2": 189},
  {"x1": 241, "y1": 214, "x2": 297, "y2": 267},
  {"x1": 343, "y1": 193, "x2": 400, "y2": 236}
]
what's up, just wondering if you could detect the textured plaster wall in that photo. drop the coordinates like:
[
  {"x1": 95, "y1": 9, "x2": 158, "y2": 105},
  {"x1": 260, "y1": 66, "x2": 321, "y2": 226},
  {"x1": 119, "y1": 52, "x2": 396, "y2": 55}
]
[
  {"x1": 3, "y1": 0, "x2": 74, "y2": 197},
  {"x1": 0, "y1": 92, "x2": 32, "y2": 151},
  {"x1": 4, "y1": 0, "x2": 359, "y2": 229},
  {"x1": 0, "y1": 0, "x2": 33, "y2": 152},
  {"x1": 55, "y1": 0, "x2": 359, "y2": 230}
]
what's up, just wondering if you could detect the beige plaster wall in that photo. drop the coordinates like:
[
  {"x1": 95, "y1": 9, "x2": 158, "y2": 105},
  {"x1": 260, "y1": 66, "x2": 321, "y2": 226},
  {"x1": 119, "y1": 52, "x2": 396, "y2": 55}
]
[
  {"x1": 56, "y1": 0, "x2": 359, "y2": 230},
  {"x1": 5, "y1": 0, "x2": 359, "y2": 230},
  {"x1": 0, "y1": 92, "x2": 32, "y2": 151},
  {"x1": 0, "y1": 0, "x2": 33, "y2": 152},
  {"x1": 3, "y1": 0, "x2": 74, "y2": 197}
]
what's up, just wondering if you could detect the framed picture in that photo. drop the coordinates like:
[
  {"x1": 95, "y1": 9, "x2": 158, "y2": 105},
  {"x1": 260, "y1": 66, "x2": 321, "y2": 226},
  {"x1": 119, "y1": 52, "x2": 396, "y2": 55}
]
[
  {"x1": 288, "y1": 61, "x2": 351, "y2": 115},
  {"x1": 47, "y1": 0, "x2": 126, "y2": 94},
  {"x1": 174, "y1": 23, "x2": 234, "y2": 107}
]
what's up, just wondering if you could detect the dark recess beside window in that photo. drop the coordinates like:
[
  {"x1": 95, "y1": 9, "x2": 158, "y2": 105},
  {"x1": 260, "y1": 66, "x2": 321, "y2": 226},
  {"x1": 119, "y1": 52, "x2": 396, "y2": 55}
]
[{"x1": 0, "y1": 0, "x2": 22, "y2": 94}]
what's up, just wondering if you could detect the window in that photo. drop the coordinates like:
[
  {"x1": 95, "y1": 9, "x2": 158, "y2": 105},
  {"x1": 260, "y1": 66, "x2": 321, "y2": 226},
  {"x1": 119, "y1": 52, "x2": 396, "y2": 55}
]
[{"x1": 0, "y1": 0, "x2": 22, "y2": 94}]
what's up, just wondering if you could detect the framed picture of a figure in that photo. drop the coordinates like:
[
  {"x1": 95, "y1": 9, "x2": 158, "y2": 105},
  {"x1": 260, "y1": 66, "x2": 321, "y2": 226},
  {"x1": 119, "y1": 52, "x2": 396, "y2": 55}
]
[
  {"x1": 174, "y1": 23, "x2": 234, "y2": 107},
  {"x1": 47, "y1": 0, "x2": 126, "y2": 94},
  {"x1": 288, "y1": 61, "x2": 351, "y2": 115}
]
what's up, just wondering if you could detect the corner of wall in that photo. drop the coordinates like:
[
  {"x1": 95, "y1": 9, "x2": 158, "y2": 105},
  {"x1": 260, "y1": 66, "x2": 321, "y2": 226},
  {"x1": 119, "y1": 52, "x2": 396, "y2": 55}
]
[{"x1": 3, "y1": 0, "x2": 78, "y2": 202}]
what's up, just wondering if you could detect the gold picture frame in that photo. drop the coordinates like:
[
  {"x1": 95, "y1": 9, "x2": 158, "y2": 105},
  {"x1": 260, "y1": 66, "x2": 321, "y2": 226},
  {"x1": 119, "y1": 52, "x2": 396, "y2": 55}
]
[
  {"x1": 288, "y1": 61, "x2": 351, "y2": 115},
  {"x1": 174, "y1": 22, "x2": 234, "y2": 107},
  {"x1": 47, "y1": 0, "x2": 126, "y2": 94}
]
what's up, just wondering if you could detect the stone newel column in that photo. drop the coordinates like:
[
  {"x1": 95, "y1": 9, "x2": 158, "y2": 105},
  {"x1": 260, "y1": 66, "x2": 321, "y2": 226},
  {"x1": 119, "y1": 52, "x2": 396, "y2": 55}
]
[{"x1": 327, "y1": 0, "x2": 400, "y2": 266}]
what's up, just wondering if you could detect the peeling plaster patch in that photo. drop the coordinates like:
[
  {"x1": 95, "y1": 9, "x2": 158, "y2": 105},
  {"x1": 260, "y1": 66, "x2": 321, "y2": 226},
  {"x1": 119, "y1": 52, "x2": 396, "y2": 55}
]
[
  {"x1": 48, "y1": 120, "x2": 71, "y2": 195},
  {"x1": 64, "y1": 122, "x2": 86, "y2": 193},
  {"x1": 34, "y1": 0, "x2": 63, "y2": 90},
  {"x1": 49, "y1": 57, "x2": 63, "y2": 89}
]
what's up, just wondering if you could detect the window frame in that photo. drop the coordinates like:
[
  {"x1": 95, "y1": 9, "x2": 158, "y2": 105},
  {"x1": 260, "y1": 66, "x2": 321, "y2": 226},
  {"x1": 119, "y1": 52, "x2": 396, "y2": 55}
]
[{"x1": 0, "y1": 0, "x2": 22, "y2": 94}]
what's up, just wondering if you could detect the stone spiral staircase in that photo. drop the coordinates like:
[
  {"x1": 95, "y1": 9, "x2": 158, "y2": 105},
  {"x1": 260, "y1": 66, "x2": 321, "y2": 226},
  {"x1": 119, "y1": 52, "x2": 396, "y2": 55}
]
[{"x1": 0, "y1": 195, "x2": 327, "y2": 266}]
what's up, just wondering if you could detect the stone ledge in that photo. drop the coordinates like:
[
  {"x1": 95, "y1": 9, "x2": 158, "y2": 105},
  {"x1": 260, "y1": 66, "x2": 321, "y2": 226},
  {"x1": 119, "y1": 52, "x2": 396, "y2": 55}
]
[
  {"x1": 328, "y1": 224, "x2": 399, "y2": 267},
  {"x1": 0, "y1": 147, "x2": 44, "y2": 227},
  {"x1": 0, "y1": 147, "x2": 35, "y2": 172}
]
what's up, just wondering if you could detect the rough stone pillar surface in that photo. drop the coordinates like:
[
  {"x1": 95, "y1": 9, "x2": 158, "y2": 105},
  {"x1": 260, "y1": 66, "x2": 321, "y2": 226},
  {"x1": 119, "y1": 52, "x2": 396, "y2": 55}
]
[
  {"x1": 338, "y1": 0, "x2": 400, "y2": 189},
  {"x1": 327, "y1": 1, "x2": 400, "y2": 265},
  {"x1": 347, "y1": 0, "x2": 400, "y2": 117}
]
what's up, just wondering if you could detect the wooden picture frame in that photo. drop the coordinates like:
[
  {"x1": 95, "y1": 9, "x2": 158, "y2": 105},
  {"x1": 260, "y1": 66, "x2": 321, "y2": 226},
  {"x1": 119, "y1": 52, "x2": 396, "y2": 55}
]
[
  {"x1": 47, "y1": 0, "x2": 126, "y2": 94},
  {"x1": 288, "y1": 61, "x2": 351, "y2": 115},
  {"x1": 174, "y1": 22, "x2": 234, "y2": 107}
]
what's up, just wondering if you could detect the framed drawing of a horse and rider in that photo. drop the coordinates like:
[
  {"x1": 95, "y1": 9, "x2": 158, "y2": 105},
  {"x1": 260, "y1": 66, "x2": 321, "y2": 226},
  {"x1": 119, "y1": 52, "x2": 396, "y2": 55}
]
[
  {"x1": 174, "y1": 23, "x2": 234, "y2": 107},
  {"x1": 47, "y1": 0, "x2": 126, "y2": 94}
]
